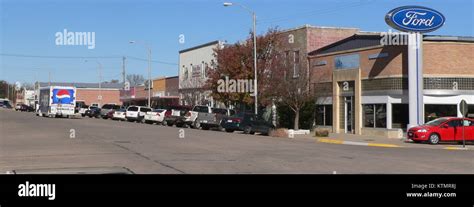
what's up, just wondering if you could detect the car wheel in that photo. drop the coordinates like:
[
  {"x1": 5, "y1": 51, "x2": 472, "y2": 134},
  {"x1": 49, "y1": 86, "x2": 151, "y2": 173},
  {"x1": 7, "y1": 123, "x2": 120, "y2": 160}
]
[
  {"x1": 244, "y1": 126, "x2": 253, "y2": 134},
  {"x1": 225, "y1": 129, "x2": 234, "y2": 133},
  {"x1": 162, "y1": 120, "x2": 168, "y2": 126},
  {"x1": 428, "y1": 133, "x2": 440, "y2": 145},
  {"x1": 202, "y1": 126, "x2": 209, "y2": 130},
  {"x1": 194, "y1": 121, "x2": 201, "y2": 129}
]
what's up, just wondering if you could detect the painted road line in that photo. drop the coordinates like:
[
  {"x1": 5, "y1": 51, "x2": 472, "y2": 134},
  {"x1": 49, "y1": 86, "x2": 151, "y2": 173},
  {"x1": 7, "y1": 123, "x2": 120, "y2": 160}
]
[
  {"x1": 317, "y1": 138, "x2": 401, "y2": 148},
  {"x1": 367, "y1": 143, "x2": 400, "y2": 148},
  {"x1": 443, "y1": 147, "x2": 470, "y2": 150}
]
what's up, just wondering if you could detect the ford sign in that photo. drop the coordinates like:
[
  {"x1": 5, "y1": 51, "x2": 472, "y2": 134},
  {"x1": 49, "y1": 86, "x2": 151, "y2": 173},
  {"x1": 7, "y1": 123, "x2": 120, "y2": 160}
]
[{"x1": 385, "y1": 6, "x2": 445, "y2": 33}]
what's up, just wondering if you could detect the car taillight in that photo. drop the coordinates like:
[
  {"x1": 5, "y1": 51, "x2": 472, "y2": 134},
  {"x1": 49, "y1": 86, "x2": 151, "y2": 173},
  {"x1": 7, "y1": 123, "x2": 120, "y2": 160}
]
[
  {"x1": 165, "y1": 111, "x2": 171, "y2": 117},
  {"x1": 185, "y1": 111, "x2": 191, "y2": 117},
  {"x1": 231, "y1": 118, "x2": 241, "y2": 123}
]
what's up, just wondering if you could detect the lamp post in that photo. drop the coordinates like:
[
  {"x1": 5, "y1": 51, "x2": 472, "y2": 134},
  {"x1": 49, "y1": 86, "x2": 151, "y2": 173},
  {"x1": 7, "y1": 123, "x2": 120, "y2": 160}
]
[
  {"x1": 130, "y1": 41, "x2": 152, "y2": 108},
  {"x1": 223, "y1": 2, "x2": 258, "y2": 115}
]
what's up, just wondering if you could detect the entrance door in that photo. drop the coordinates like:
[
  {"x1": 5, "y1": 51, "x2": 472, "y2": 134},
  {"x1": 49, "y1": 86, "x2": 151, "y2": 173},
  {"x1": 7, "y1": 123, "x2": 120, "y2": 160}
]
[{"x1": 344, "y1": 96, "x2": 354, "y2": 134}]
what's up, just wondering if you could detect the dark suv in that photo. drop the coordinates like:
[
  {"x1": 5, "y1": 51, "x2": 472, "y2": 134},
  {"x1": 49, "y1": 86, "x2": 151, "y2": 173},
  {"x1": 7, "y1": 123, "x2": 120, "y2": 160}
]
[{"x1": 221, "y1": 112, "x2": 274, "y2": 135}]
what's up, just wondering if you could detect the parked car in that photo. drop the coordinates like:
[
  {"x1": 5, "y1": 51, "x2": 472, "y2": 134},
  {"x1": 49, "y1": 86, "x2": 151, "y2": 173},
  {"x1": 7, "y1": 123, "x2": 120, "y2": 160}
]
[
  {"x1": 15, "y1": 103, "x2": 22, "y2": 111},
  {"x1": 0, "y1": 100, "x2": 12, "y2": 109},
  {"x1": 19, "y1": 104, "x2": 34, "y2": 112},
  {"x1": 126, "y1": 106, "x2": 152, "y2": 122},
  {"x1": 198, "y1": 108, "x2": 236, "y2": 130},
  {"x1": 112, "y1": 108, "x2": 127, "y2": 121},
  {"x1": 184, "y1": 105, "x2": 212, "y2": 128},
  {"x1": 78, "y1": 105, "x2": 90, "y2": 117},
  {"x1": 75, "y1": 101, "x2": 86, "y2": 113},
  {"x1": 162, "y1": 105, "x2": 192, "y2": 127},
  {"x1": 407, "y1": 117, "x2": 474, "y2": 144},
  {"x1": 221, "y1": 112, "x2": 275, "y2": 135},
  {"x1": 144, "y1": 109, "x2": 167, "y2": 124},
  {"x1": 100, "y1": 104, "x2": 121, "y2": 119},
  {"x1": 85, "y1": 106, "x2": 101, "y2": 118}
]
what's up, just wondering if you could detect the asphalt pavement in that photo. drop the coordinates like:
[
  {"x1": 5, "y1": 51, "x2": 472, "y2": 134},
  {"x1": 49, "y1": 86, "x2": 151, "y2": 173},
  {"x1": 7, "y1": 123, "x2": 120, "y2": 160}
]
[{"x1": 1, "y1": 109, "x2": 473, "y2": 174}]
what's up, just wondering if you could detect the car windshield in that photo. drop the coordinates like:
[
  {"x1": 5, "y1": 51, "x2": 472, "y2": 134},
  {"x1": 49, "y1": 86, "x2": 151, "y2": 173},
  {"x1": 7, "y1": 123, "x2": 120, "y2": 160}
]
[
  {"x1": 102, "y1": 104, "x2": 114, "y2": 109},
  {"x1": 113, "y1": 105, "x2": 121, "y2": 110},
  {"x1": 193, "y1": 106, "x2": 209, "y2": 113},
  {"x1": 153, "y1": 109, "x2": 165, "y2": 112},
  {"x1": 128, "y1": 106, "x2": 138, "y2": 111},
  {"x1": 82, "y1": 105, "x2": 89, "y2": 108},
  {"x1": 212, "y1": 108, "x2": 228, "y2": 115},
  {"x1": 424, "y1": 118, "x2": 449, "y2": 126}
]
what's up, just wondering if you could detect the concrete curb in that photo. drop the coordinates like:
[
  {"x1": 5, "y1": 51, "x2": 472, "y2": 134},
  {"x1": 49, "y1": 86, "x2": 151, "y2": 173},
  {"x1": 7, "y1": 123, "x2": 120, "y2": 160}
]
[
  {"x1": 317, "y1": 138, "x2": 401, "y2": 148},
  {"x1": 317, "y1": 138, "x2": 471, "y2": 150}
]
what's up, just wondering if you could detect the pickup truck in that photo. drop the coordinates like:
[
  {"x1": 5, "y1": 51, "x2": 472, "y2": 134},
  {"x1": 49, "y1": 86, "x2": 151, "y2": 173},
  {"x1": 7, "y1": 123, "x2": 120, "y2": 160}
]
[
  {"x1": 162, "y1": 105, "x2": 192, "y2": 127},
  {"x1": 185, "y1": 105, "x2": 235, "y2": 130}
]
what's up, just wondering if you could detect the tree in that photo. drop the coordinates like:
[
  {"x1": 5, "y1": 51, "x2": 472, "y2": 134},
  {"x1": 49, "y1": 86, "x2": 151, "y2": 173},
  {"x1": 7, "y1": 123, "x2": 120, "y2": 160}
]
[
  {"x1": 206, "y1": 27, "x2": 284, "y2": 110},
  {"x1": 126, "y1": 74, "x2": 145, "y2": 86},
  {"x1": 206, "y1": 27, "x2": 314, "y2": 130}
]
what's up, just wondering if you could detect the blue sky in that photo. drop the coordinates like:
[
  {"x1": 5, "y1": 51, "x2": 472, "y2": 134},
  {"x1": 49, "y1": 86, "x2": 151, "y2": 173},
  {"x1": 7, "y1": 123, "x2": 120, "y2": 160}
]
[{"x1": 1, "y1": 0, "x2": 473, "y2": 84}]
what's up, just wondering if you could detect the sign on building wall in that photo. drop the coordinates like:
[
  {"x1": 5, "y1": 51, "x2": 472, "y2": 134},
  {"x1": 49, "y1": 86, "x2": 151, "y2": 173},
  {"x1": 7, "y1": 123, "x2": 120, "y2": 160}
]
[{"x1": 192, "y1": 65, "x2": 201, "y2": 78}]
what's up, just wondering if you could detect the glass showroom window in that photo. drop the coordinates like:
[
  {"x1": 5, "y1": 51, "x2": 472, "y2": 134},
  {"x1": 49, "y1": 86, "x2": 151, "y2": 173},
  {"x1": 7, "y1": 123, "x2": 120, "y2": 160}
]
[
  {"x1": 363, "y1": 104, "x2": 386, "y2": 128},
  {"x1": 334, "y1": 54, "x2": 360, "y2": 70},
  {"x1": 315, "y1": 105, "x2": 332, "y2": 126},
  {"x1": 392, "y1": 104, "x2": 409, "y2": 129},
  {"x1": 468, "y1": 105, "x2": 474, "y2": 119},
  {"x1": 424, "y1": 104, "x2": 457, "y2": 123}
]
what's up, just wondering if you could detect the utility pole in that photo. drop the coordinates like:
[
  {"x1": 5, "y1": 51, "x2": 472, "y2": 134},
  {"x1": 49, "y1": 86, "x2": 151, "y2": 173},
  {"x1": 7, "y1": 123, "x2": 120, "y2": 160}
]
[
  {"x1": 122, "y1": 56, "x2": 126, "y2": 83},
  {"x1": 48, "y1": 71, "x2": 51, "y2": 86}
]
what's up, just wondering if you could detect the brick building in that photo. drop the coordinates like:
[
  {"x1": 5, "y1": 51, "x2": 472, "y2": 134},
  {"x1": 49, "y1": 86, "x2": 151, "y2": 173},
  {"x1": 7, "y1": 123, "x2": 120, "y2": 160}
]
[
  {"x1": 308, "y1": 33, "x2": 474, "y2": 138},
  {"x1": 121, "y1": 76, "x2": 179, "y2": 108}
]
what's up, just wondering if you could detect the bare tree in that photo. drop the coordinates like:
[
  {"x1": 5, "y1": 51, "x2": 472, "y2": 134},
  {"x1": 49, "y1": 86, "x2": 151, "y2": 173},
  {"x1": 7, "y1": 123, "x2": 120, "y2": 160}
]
[{"x1": 126, "y1": 74, "x2": 145, "y2": 86}]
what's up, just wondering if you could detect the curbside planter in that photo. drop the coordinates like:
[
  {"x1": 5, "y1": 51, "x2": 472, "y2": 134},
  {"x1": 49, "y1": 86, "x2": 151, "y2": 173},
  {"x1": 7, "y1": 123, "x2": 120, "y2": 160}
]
[{"x1": 269, "y1": 128, "x2": 289, "y2": 138}]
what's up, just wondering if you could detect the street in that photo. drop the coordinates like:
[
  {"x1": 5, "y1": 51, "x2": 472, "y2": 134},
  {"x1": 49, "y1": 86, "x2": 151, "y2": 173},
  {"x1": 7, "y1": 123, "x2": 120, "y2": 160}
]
[{"x1": 1, "y1": 109, "x2": 473, "y2": 174}]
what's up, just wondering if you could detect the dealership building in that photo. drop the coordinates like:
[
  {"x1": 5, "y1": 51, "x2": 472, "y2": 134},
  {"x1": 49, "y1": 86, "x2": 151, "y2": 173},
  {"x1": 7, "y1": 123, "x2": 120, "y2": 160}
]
[{"x1": 309, "y1": 32, "x2": 474, "y2": 138}]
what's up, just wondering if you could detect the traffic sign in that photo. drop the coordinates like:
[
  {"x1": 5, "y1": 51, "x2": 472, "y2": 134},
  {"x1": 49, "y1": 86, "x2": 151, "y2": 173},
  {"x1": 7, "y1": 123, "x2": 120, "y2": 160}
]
[{"x1": 460, "y1": 100, "x2": 468, "y2": 117}]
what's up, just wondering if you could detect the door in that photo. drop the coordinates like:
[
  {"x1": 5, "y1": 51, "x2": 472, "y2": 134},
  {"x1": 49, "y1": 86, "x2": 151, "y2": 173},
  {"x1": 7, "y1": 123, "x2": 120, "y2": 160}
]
[
  {"x1": 438, "y1": 120, "x2": 459, "y2": 141},
  {"x1": 457, "y1": 119, "x2": 474, "y2": 141},
  {"x1": 344, "y1": 96, "x2": 354, "y2": 134}
]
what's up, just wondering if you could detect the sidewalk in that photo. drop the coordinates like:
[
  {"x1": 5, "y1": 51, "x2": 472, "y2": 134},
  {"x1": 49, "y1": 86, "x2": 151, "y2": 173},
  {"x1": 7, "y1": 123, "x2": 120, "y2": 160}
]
[{"x1": 295, "y1": 132, "x2": 473, "y2": 151}]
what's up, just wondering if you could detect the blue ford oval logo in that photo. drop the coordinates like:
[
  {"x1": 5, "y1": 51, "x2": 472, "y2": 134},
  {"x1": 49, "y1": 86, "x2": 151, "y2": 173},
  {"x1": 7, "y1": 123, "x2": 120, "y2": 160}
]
[{"x1": 385, "y1": 6, "x2": 445, "y2": 33}]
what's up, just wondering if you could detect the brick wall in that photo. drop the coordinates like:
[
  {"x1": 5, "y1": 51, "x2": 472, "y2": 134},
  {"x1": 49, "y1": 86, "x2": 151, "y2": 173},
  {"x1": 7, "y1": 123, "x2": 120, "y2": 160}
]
[
  {"x1": 423, "y1": 42, "x2": 474, "y2": 76},
  {"x1": 310, "y1": 42, "x2": 474, "y2": 87},
  {"x1": 76, "y1": 89, "x2": 121, "y2": 106}
]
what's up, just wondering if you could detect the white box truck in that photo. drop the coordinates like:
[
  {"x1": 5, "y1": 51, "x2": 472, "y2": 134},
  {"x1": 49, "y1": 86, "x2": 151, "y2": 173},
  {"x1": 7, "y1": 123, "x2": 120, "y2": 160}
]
[{"x1": 37, "y1": 86, "x2": 76, "y2": 118}]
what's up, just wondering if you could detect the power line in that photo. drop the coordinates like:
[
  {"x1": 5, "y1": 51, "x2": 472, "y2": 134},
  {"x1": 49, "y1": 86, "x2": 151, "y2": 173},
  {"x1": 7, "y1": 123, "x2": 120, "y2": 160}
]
[
  {"x1": 0, "y1": 53, "x2": 178, "y2": 66},
  {"x1": 127, "y1": 56, "x2": 178, "y2": 66}
]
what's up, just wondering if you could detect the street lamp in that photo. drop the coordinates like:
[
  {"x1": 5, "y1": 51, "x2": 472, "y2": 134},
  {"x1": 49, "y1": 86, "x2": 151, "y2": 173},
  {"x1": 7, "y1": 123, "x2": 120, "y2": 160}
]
[
  {"x1": 223, "y1": 2, "x2": 258, "y2": 115},
  {"x1": 130, "y1": 40, "x2": 152, "y2": 108}
]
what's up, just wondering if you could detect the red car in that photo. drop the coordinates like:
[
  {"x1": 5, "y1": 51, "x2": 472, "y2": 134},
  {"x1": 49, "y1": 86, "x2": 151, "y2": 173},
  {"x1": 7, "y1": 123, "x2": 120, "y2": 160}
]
[{"x1": 408, "y1": 117, "x2": 474, "y2": 144}]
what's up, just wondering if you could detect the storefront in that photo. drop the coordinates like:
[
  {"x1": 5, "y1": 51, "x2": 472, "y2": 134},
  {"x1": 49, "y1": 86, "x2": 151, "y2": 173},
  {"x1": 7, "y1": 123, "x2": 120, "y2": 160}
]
[{"x1": 309, "y1": 33, "x2": 474, "y2": 138}]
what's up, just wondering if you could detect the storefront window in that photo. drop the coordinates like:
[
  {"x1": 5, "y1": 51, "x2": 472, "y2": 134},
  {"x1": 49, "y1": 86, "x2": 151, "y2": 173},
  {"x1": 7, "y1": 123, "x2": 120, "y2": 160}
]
[
  {"x1": 334, "y1": 54, "x2": 359, "y2": 70},
  {"x1": 468, "y1": 105, "x2": 474, "y2": 118},
  {"x1": 392, "y1": 104, "x2": 408, "y2": 129},
  {"x1": 315, "y1": 105, "x2": 332, "y2": 126},
  {"x1": 363, "y1": 104, "x2": 386, "y2": 128},
  {"x1": 424, "y1": 104, "x2": 457, "y2": 123}
]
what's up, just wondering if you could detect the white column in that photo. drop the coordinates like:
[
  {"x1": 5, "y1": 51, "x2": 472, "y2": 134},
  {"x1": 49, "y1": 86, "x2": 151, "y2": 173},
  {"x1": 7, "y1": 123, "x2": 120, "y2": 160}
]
[
  {"x1": 407, "y1": 33, "x2": 424, "y2": 129},
  {"x1": 386, "y1": 102, "x2": 392, "y2": 129}
]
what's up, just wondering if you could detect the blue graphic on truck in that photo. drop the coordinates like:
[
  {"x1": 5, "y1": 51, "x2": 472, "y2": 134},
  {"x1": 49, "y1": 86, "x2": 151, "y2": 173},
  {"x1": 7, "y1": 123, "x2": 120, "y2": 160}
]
[{"x1": 52, "y1": 89, "x2": 75, "y2": 104}]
